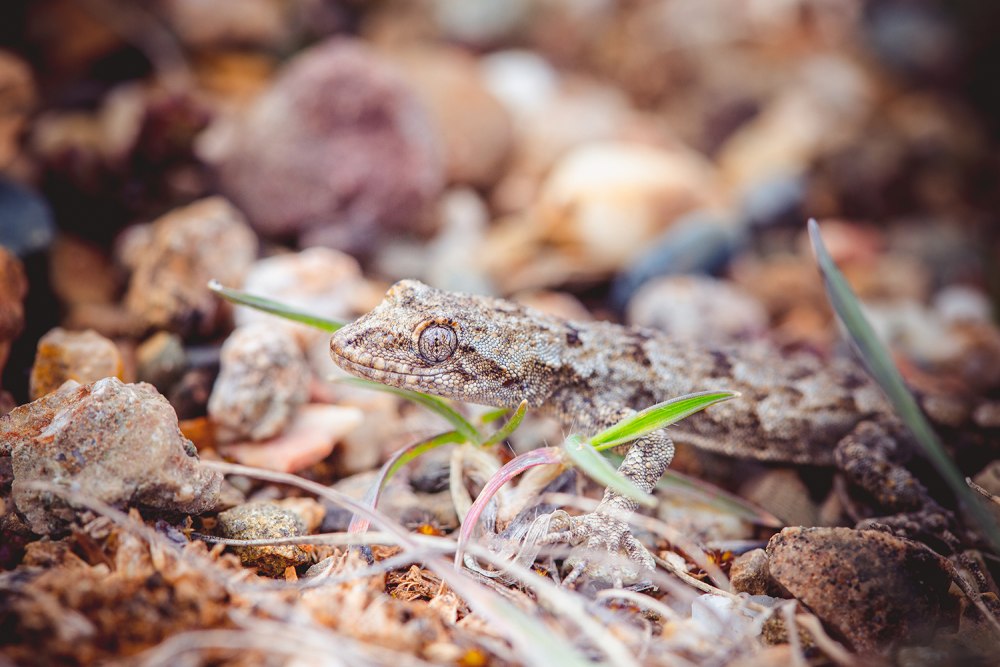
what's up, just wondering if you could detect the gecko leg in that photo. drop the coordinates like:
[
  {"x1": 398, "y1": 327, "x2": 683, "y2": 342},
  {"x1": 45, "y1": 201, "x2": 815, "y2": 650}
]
[
  {"x1": 542, "y1": 427, "x2": 674, "y2": 587},
  {"x1": 835, "y1": 419, "x2": 959, "y2": 549}
]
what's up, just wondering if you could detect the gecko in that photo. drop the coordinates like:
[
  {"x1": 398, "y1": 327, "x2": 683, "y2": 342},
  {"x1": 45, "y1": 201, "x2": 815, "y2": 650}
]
[{"x1": 329, "y1": 279, "x2": 911, "y2": 585}]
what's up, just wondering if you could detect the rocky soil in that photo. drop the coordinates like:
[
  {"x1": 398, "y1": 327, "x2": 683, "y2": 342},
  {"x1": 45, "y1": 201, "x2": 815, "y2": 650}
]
[{"x1": 2, "y1": 1, "x2": 1000, "y2": 665}]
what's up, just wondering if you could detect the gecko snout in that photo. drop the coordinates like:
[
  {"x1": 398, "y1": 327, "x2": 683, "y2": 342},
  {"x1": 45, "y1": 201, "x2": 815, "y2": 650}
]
[{"x1": 329, "y1": 326, "x2": 356, "y2": 360}]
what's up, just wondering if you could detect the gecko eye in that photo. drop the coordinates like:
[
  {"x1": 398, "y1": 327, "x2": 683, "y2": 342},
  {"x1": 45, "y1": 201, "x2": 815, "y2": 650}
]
[{"x1": 417, "y1": 324, "x2": 458, "y2": 363}]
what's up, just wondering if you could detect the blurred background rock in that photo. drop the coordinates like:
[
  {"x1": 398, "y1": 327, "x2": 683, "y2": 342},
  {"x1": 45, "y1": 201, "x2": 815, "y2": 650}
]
[{"x1": 1, "y1": 0, "x2": 998, "y2": 407}]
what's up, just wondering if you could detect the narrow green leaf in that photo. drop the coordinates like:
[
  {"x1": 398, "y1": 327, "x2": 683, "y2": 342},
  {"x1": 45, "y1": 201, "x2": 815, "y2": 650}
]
[
  {"x1": 337, "y1": 377, "x2": 482, "y2": 444},
  {"x1": 348, "y1": 430, "x2": 465, "y2": 534},
  {"x1": 479, "y1": 406, "x2": 513, "y2": 425},
  {"x1": 601, "y1": 452, "x2": 781, "y2": 526},
  {"x1": 563, "y1": 435, "x2": 656, "y2": 508},
  {"x1": 480, "y1": 400, "x2": 528, "y2": 448},
  {"x1": 808, "y1": 218, "x2": 1000, "y2": 552},
  {"x1": 590, "y1": 391, "x2": 739, "y2": 451},
  {"x1": 659, "y1": 469, "x2": 784, "y2": 528},
  {"x1": 208, "y1": 280, "x2": 345, "y2": 332},
  {"x1": 456, "y1": 446, "x2": 565, "y2": 568}
]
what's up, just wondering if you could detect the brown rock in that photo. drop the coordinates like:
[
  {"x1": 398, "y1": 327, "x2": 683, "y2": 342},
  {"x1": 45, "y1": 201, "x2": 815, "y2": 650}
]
[
  {"x1": 388, "y1": 46, "x2": 512, "y2": 188},
  {"x1": 62, "y1": 302, "x2": 147, "y2": 340},
  {"x1": 0, "y1": 378, "x2": 221, "y2": 534},
  {"x1": 167, "y1": 365, "x2": 217, "y2": 420},
  {"x1": 729, "y1": 548, "x2": 774, "y2": 597},
  {"x1": 207, "y1": 324, "x2": 310, "y2": 443},
  {"x1": 29, "y1": 327, "x2": 124, "y2": 399},
  {"x1": 973, "y1": 460, "x2": 1000, "y2": 495},
  {"x1": 216, "y1": 501, "x2": 312, "y2": 575},
  {"x1": 0, "y1": 246, "x2": 27, "y2": 376},
  {"x1": 0, "y1": 390, "x2": 15, "y2": 416},
  {"x1": 971, "y1": 461, "x2": 1000, "y2": 529},
  {"x1": 123, "y1": 197, "x2": 257, "y2": 337},
  {"x1": 161, "y1": 0, "x2": 294, "y2": 49},
  {"x1": 203, "y1": 38, "x2": 444, "y2": 255},
  {"x1": 135, "y1": 331, "x2": 187, "y2": 392},
  {"x1": 49, "y1": 234, "x2": 118, "y2": 306},
  {"x1": 0, "y1": 50, "x2": 35, "y2": 168},
  {"x1": 533, "y1": 142, "x2": 722, "y2": 275},
  {"x1": 218, "y1": 404, "x2": 362, "y2": 473},
  {"x1": 235, "y1": 246, "x2": 363, "y2": 347},
  {"x1": 766, "y1": 526, "x2": 959, "y2": 654}
]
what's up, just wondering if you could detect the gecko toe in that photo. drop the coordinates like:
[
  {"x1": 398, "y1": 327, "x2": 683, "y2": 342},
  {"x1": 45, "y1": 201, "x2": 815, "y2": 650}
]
[{"x1": 539, "y1": 511, "x2": 656, "y2": 588}]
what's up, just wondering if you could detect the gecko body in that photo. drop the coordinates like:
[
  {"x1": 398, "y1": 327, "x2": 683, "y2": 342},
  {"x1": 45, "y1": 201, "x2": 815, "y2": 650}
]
[{"x1": 330, "y1": 279, "x2": 897, "y2": 583}]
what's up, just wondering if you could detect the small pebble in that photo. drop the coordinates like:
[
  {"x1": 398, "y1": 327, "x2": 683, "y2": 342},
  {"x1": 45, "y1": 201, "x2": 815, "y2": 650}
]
[
  {"x1": 480, "y1": 50, "x2": 558, "y2": 120},
  {"x1": 609, "y1": 211, "x2": 741, "y2": 312},
  {"x1": 729, "y1": 549, "x2": 774, "y2": 597},
  {"x1": 218, "y1": 404, "x2": 363, "y2": 473},
  {"x1": 216, "y1": 501, "x2": 312, "y2": 575},
  {"x1": 135, "y1": 331, "x2": 187, "y2": 392},
  {"x1": 420, "y1": 188, "x2": 494, "y2": 294},
  {"x1": 0, "y1": 390, "x2": 15, "y2": 417},
  {"x1": 973, "y1": 402, "x2": 1000, "y2": 429},
  {"x1": 534, "y1": 141, "x2": 722, "y2": 274},
  {"x1": 388, "y1": 46, "x2": 512, "y2": 188},
  {"x1": 235, "y1": 246, "x2": 363, "y2": 346},
  {"x1": 167, "y1": 366, "x2": 218, "y2": 421},
  {"x1": 161, "y1": 0, "x2": 294, "y2": 49},
  {"x1": 0, "y1": 246, "x2": 27, "y2": 375},
  {"x1": 0, "y1": 50, "x2": 35, "y2": 168},
  {"x1": 766, "y1": 526, "x2": 958, "y2": 654},
  {"x1": 933, "y1": 285, "x2": 992, "y2": 325},
  {"x1": 972, "y1": 460, "x2": 1000, "y2": 495},
  {"x1": 0, "y1": 378, "x2": 222, "y2": 535},
  {"x1": 0, "y1": 179, "x2": 55, "y2": 257},
  {"x1": 49, "y1": 235, "x2": 117, "y2": 307},
  {"x1": 627, "y1": 275, "x2": 767, "y2": 343},
  {"x1": 208, "y1": 324, "x2": 310, "y2": 443},
  {"x1": 718, "y1": 56, "x2": 873, "y2": 191},
  {"x1": 431, "y1": 0, "x2": 531, "y2": 45},
  {"x1": 123, "y1": 197, "x2": 258, "y2": 337},
  {"x1": 29, "y1": 327, "x2": 124, "y2": 400},
  {"x1": 739, "y1": 173, "x2": 806, "y2": 230},
  {"x1": 203, "y1": 38, "x2": 443, "y2": 255}
]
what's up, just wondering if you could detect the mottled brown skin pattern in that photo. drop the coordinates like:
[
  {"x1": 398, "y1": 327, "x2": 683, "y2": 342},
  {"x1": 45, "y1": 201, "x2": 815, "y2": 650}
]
[{"x1": 331, "y1": 280, "x2": 895, "y2": 583}]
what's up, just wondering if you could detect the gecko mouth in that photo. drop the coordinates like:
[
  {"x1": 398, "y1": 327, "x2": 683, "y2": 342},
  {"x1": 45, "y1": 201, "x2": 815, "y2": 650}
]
[{"x1": 331, "y1": 348, "x2": 447, "y2": 381}]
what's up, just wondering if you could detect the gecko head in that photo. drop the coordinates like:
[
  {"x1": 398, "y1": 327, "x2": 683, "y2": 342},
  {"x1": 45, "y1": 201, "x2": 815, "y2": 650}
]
[{"x1": 330, "y1": 279, "x2": 560, "y2": 407}]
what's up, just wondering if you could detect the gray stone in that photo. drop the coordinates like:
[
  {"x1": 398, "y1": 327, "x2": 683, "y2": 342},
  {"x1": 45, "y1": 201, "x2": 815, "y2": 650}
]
[{"x1": 0, "y1": 378, "x2": 221, "y2": 534}]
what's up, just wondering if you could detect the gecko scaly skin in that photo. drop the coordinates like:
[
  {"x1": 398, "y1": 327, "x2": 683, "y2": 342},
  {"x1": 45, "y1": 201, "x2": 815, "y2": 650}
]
[{"x1": 330, "y1": 279, "x2": 898, "y2": 584}]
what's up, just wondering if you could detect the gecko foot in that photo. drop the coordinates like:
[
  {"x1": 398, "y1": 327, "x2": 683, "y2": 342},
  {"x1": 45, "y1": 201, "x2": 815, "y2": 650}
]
[{"x1": 540, "y1": 510, "x2": 656, "y2": 588}]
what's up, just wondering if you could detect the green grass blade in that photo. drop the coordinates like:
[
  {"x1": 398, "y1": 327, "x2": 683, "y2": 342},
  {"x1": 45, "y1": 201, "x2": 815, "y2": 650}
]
[
  {"x1": 479, "y1": 407, "x2": 512, "y2": 425},
  {"x1": 480, "y1": 400, "x2": 528, "y2": 448},
  {"x1": 208, "y1": 280, "x2": 346, "y2": 332},
  {"x1": 348, "y1": 430, "x2": 465, "y2": 534},
  {"x1": 590, "y1": 391, "x2": 739, "y2": 451},
  {"x1": 563, "y1": 435, "x2": 656, "y2": 508},
  {"x1": 659, "y1": 469, "x2": 784, "y2": 528},
  {"x1": 808, "y1": 218, "x2": 1000, "y2": 552},
  {"x1": 601, "y1": 452, "x2": 783, "y2": 526},
  {"x1": 337, "y1": 377, "x2": 482, "y2": 444}
]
